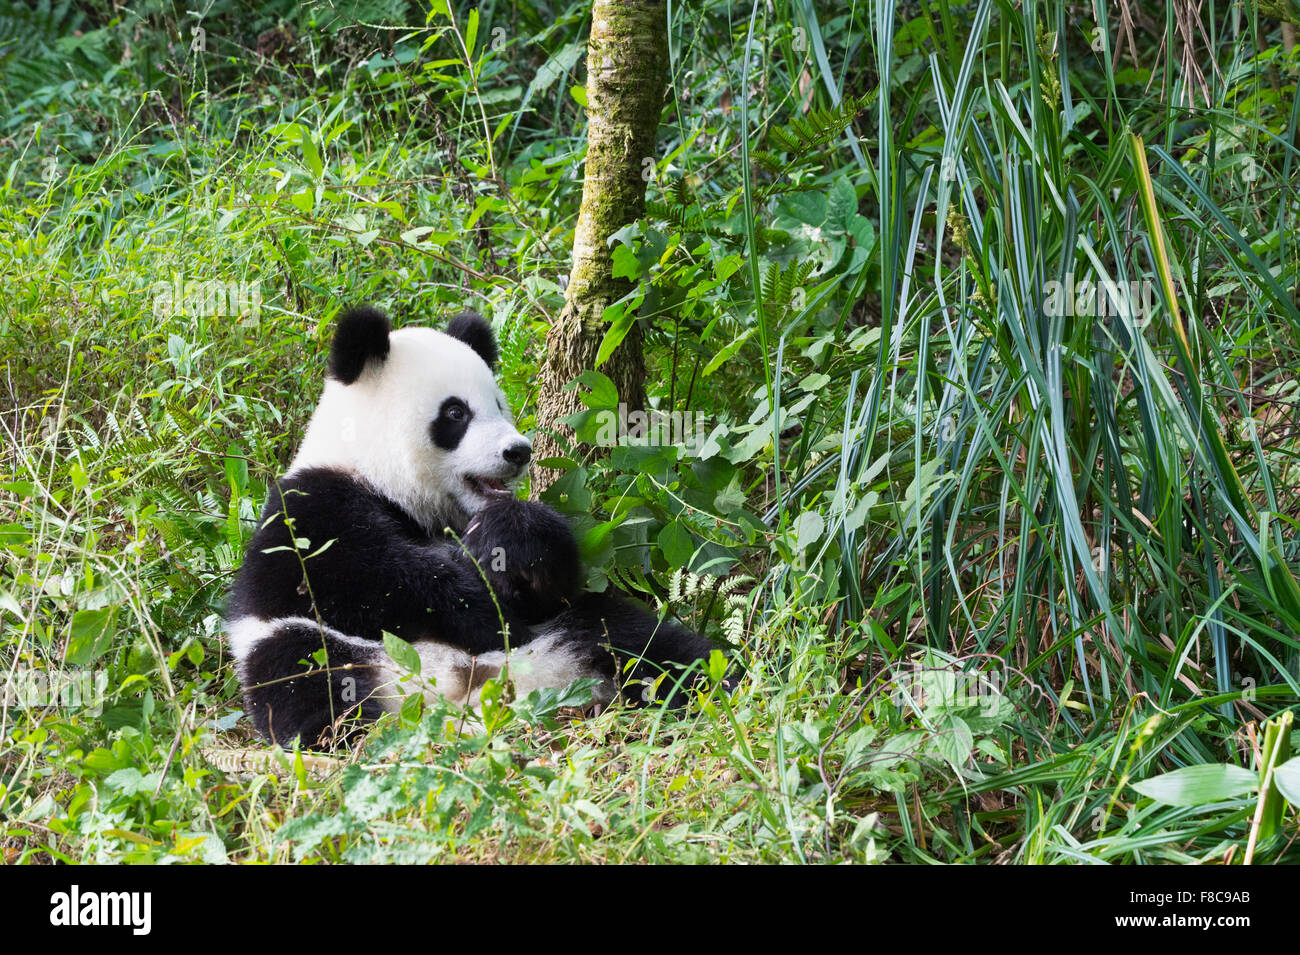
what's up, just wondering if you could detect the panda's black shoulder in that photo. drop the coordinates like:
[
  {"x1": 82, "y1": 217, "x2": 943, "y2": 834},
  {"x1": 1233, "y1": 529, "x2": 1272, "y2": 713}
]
[
  {"x1": 227, "y1": 465, "x2": 440, "y2": 635},
  {"x1": 261, "y1": 466, "x2": 366, "y2": 514},
  {"x1": 258, "y1": 467, "x2": 426, "y2": 540}
]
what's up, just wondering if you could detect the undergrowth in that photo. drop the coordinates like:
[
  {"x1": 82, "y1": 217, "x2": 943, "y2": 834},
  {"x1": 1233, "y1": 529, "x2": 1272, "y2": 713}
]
[{"x1": 2, "y1": 0, "x2": 1300, "y2": 864}]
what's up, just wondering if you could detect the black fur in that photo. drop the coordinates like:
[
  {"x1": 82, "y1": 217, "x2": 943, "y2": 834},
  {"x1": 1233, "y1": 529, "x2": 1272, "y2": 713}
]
[
  {"x1": 329, "y1": 306, "x2": 390, "y2": 384},
  {"x1": 228, "y1": 468, "x2": 530, "y2": 652},
  {"x1": 242, "y1": 621, "x2": 389, "y2": 747},
  {"x1": 430, "y1": 396, "x2": 473, "y2": 451},
  {"x1": 446, "y1": 310, "x2": 498, "y2": 369},
  {"x1": 463, "y1": 498, "x2": 584, "y2": 623},
  {"x1": 548, "y1": 592, "x2": 719, "y2": 706},
  {"x1": 229, "y1": 308, "x2": 729, "y2": 748},
  {"x1": 230, "y1": 471, "x2": 723, "y2": 744}
]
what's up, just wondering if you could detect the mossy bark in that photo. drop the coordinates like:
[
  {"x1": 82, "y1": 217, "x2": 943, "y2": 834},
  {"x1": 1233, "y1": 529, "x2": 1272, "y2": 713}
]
[{"x1": 532, "y1": 0, "x2": 667, "y2": 492}]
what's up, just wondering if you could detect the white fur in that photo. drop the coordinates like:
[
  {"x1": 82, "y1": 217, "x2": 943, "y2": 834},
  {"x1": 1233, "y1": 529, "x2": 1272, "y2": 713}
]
[
  {"x1": 232, "y1": 614, "x2": 612, "y2": 716},
  {"x1": 494, "y1": 629, "x2": 617, "y2": 702},
  {"x1": 232, "y1": 322, "x2": 614, "y2": 729},
  {"x1": 227, "y1": 614, "x2": 378, "y2": 663},
  {"x1": 372, "y1": 640, "x2": 483, "y2": 710},
  {"x1": 289, "y1": 327, "x2": 527, "y2": 533},
  {"x1": 226, "y1": 615, "x2": 274, "y2": 662},
  {"x1": 375, "y1": 631, "x2": 615, "y2": 713}
]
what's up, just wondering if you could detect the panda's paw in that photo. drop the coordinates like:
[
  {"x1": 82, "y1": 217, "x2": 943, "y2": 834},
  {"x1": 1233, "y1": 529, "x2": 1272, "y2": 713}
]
[{"x1": 463, "y1": 498, "x2": 583, "y2": 616}]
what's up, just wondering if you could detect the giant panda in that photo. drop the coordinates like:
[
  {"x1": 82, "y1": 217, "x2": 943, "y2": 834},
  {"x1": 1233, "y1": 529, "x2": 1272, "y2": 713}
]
[{"x1": 225, "y1": 305, "x2": 720, "y2": 747}]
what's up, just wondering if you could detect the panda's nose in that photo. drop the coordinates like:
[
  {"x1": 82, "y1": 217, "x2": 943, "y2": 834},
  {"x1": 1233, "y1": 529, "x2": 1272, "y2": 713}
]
[{"x1": 502, "y1": 441, "x2": 532, "y2": 468}]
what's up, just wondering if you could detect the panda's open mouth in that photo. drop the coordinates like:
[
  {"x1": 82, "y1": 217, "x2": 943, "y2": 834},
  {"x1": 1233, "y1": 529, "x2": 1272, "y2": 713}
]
[{"x1": 464, "y1": 475, "x2": 514, "y2": 499}]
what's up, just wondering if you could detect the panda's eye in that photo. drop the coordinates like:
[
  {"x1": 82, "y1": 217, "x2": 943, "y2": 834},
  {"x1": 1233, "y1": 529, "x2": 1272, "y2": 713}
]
[{"x1": 432, "y1": 397, "x2": 474, "y2": 450}]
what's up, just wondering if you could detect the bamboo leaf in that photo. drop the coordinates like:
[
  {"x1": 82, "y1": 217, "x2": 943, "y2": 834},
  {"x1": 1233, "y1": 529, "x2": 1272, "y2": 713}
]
[{"x1": 1132, "y1": 764, "x2": 1258, "y2": 807}]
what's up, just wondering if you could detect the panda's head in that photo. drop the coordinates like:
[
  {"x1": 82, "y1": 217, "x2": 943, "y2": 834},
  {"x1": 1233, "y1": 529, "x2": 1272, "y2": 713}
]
[{"x1": 289, "y1": 306, "x2": 532, "y2": 534}]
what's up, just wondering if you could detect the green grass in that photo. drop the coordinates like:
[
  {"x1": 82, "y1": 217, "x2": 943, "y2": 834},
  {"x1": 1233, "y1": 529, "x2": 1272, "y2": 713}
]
[{"x1": 2, "y1": 0, "x2": 1300, "y2": 864}]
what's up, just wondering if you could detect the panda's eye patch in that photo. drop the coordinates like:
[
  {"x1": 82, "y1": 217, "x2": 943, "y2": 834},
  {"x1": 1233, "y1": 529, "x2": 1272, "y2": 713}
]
[{"x1": 431, "y1": 397, "x2": 474, "y2": 450}]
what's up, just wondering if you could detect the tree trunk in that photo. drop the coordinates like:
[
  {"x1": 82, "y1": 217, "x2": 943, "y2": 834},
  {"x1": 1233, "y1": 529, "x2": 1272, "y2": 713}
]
[{"x1": 532, "y1": 0, "x2": 667, "y2": 493}]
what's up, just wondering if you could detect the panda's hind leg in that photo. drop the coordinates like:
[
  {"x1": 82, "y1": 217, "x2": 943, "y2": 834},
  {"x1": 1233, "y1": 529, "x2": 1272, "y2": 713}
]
[
  {"x1": 544, "y1": 592, "x2": 721, "y2": 705},
  {"x1": 239, "y1": 620, "x2": 392, "y2": 749},
  {"x1": 488, "y1": 628, "x2": 619, "y2": 704}
]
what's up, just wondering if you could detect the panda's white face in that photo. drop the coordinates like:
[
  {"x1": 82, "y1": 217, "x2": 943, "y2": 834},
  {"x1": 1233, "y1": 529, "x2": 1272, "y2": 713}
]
[{"x1": 289, "y1": 323, "x2": 531, "y2": 534}]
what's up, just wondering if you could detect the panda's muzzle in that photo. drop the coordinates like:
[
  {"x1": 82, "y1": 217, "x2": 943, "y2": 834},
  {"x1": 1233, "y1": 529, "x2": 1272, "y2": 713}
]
[
  {"x1": 502, "y1": 441, "x2": 532, "y2": 468},
  {"x1": 464, "y1": 474, "x2": 515, "y2": 499},
  {"x1": 462, "y1": 440, "x2": 532, "y2": 500}
]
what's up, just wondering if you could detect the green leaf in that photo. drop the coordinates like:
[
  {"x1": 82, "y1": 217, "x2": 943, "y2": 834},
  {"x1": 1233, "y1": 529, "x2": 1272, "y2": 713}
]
[
  {"x1": 527, "y1": 41, "x2": 583, "y2": 98},
  {"x1": 541, "y1": 468, "x2": 591, "y2": 513},
  {"x1": 464, "y1": 8, "x2": 479, "y2": 58},
  {"x1": 793, "y1": 511, "x2": 824, "y2": 551},
  {"x1": 726, "y1": 419, "x2": 774, "y2": 463},
  {"x1": 1272, "y1": 756, "x2": 1300, "y2": 807},
  {"x1": 305, "y1": 538, "x2": 336, "y2": 559},
  {"x1": 707, "y1": 649, "x2": 727, "y2": 683},
  {"x1": 594, "y1": 295, "x2": 643, "y2": 368},
  {"x1": 581, "y1": 519, "x2": 621, "y2": 562},
  {"x1": 224, "y1": 450, "x2": 248, "y2": 495},
  {"x1": 611, "y1": 243, "x2": 643, "y2": 281},
  {"x1": 658, "y1": 519, "x2": 694, "y2": 568},
  {"x1": 697, "y1": 425, "x2": 727, "y2": 461},
  {"x1": 1131, "y1": 764, "x2": 1258, "y2": 807},
  {"x1": 0, "y1": 523, "x2": 32, "y2": 546},
  {"x1": 399, "y1": 692, "x2": 424, "y2": 724},
  {"x1": 827, "y1": 174, "x2": 859, "y2": 230},
  {"x1": 277, "y1": 813, "x2": 351, "y2": 858},
  {"x1": 371, "y1": 199, "x2": 404, "y2": 221},
  {"x1": 848, "y1": 214, "x2": 876, "y2": 260},
  {"x1": 106, "y1": 768, "x2": 145, "y2": 795},
  {"x1": 713, "y1": 473, "x2": 746, "y2": 513},
  {"x1": 775, "y1": 190, "x2": 828, "y2": 229},
  {"x1": 933, "y1": 714, "x2": 973, "y2": 766},
  {"x1": 509, "y1": 678, "x2": 602, "y2": 724},
  {"x1": 0, "y1": 588, "x2": 22, "y2": 617},
  {"x1": 299, "y1": 125, "x2": 323, "y2": 179},
  {"x1": 66, "y1": 607, "x2": 116, "y2": 665},
  {"x1": 382, "y1": 631, "x2": 421, "y2": 676},
  {"x1": 702, "y1": 327, "x2": 756, "y2": 376},
  {"x1": 569, "y1": 370, "x2": 618, "y2": 410},
  {"x1": 536, "y1": 456, "x2": 578, "y2": 470},
  {"x1": 567, "y1": 408, "x2": 603, "y2": 443},
  {"x1": 400, "y1": 226, "x2": 436, "y2": 245},
  {"x1": 569, "y1": 85, "x2": 587, "y2": 107}
]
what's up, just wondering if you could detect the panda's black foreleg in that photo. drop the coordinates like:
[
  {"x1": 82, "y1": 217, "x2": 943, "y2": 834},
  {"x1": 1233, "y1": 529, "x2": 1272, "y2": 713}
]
[
  {"x1": 543, "y1": 592, "x2": 721, "y2": 705},
  {"x1": 458, "y1": 498, "x2": 736, "y2": 704},
  {"x1": 240, "y1": 621, "x2": 391, "y2": 749},
  {"x1": 461, "y1": 497, "x2": 584, "y2": 624}
]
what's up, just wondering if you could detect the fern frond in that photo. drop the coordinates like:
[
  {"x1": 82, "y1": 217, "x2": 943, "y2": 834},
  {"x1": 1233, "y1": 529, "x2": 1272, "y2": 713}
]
[{"x1": 767, "y1": 94, "x2": 870, "y2": 156}]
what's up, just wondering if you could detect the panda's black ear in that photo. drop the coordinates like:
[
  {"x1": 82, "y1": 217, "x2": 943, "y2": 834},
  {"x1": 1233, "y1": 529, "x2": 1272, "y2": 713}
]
[
  {"x1": 329, "y1": 306, "x2": 391, "y2": 384},
  {"x1": 446, "y1": 310, "x2": 498, "y2": 370}
]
